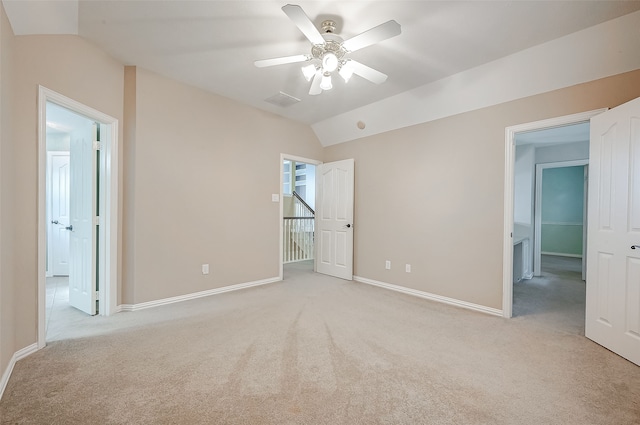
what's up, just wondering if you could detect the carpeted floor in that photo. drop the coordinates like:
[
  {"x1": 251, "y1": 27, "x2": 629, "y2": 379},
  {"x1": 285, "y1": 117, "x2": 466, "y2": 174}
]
[{"x1": 1, "y1": 259, "x2": 638, "y2": 424}]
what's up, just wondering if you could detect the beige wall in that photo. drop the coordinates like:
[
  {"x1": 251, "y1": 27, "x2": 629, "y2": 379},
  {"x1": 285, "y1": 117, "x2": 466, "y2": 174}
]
[
  {"x1": 324, "y1": 69, "x2": 640, "y2": 309},
  {"x1": 10, "y1": 35, "x2": 125, "y2": 349},
  {"x1": 0, "y1": 2, "x2": 16, "y2": 378},
  {"x1": 123, "y1": 67, "x2": 323, "y2": 304}
]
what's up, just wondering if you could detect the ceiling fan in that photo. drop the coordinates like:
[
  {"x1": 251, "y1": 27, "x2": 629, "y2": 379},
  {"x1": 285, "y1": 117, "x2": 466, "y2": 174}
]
[{"x1": 255, "y1": 4, "x2": 401, "y2": 95}]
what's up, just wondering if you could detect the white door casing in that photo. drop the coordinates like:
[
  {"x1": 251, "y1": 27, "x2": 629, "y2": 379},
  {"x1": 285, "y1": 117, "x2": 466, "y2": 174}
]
[
  {"x1": 502, "y1": 108, "x2": 607, "y2": 318},
  {"x1": 68, "y1": 121, "x2": 97, "y2": 315},
  {"x1": 583, "y1": 165, "x2": 589, "y2": 281},
  {"x1": 533, "y1": 160, "x2": 588, "y2": 277},
  {"x1": 586, "y1": 96, "x2": 640, "y2": 366},
  {"x1": 315, "y1": 159, "x2": 354, "y2": 280},
  {"x1": 278, "y1": 154, "x2": 322, "y2": 279},
  {"x1": 38, "y1": 86, "x2": 119, "y2": 349},
  {"x1": 48, "y1": 152, "x2": 71, "y2": 276}
]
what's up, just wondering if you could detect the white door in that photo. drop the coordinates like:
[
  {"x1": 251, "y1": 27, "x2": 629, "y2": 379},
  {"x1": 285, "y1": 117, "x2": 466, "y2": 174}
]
[
  {"x1": 68, "y1": 121, "x2": 97, "y2": 315},
  {"x1": 586, "y1": 96, "x2": 640, "y2": 365},
  {"x1": 48, "y1": 152, "x2": 71, "y2": 276},
  {"x1": 315, "y1": 159, "x2": 354, "y2": 280}
]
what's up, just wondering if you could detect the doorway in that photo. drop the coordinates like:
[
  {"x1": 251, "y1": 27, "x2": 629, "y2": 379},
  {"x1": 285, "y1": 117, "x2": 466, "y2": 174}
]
[
  {"x1": 502, "y1": 108, "x2": 606, "y2": 318},
  {"x1": 45, "y1": 102, "x2": 99, "y2": 339},
  {"x1": 512, "y1": 136, "x2": 589, "y2": 332},
  {"x1": 279, "y1": 154, "x2": 321, "y2": 280},
  {"x1": 37, "y1": 86, "x2": 119, "y2": 348},
  {"x1": 533, "y1": 161, "x2": 588, "y2": 278}
]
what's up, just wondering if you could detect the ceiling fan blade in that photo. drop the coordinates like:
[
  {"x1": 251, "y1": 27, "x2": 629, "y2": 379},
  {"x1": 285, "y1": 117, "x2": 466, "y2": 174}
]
[
  {"x1": 342, "y1": 20, "x2": 401, "y2": 52},
  {"x1": 309, "y1": 71, "x2": 323, "y2": 95},
  {"x1": 282, "y1": 4, "x2": 325, "y2": 45},
  {"x1": 254, "y1": 54, "x2": 310, "y2": 68},
  {"x1": 349, "y1": 60, "x2": 388, "y2": 84}
]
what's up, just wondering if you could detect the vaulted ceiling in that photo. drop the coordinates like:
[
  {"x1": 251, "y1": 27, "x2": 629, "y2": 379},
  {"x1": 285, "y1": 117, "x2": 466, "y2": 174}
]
[{"x1": 4, "y1": 1, "x2": 640, "y2": 143}]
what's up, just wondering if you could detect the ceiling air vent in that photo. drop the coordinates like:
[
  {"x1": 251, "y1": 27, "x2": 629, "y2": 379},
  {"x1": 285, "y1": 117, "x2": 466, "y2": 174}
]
[{"x1": 264, "y1": 91, "x2": 301, "y2": 108}]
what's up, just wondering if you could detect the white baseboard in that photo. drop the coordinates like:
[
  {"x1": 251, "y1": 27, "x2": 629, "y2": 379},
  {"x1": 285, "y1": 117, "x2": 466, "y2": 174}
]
[
  {"x1": 541, "y1": 252, "x2": 583, "y2": 259},
  {"x1": 119, "y1": 277, "x2": 281, "y2": 312},
  {"x1": 0, "y1": 343, "x2": 39, "y2": 400},
  {"x1": 354, "y1": 276, "x2": 503, "y2": 317}
]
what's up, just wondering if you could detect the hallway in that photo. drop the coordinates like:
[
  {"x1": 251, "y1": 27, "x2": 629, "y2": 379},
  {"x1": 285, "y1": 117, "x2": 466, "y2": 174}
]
[
  {"x1": 45, "y1": 276, "x2": 91, "y2": 341},
  {"x1": 513, "y1": 255, "x2": 585, "y2": 335}
]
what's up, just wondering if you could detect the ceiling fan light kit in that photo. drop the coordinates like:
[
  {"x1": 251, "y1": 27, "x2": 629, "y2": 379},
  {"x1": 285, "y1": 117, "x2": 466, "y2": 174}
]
[
  {"x1": 255, "y1": 4, "x2": 401, "y2": 96},
  {"x1": 320, "y1": 72, "x2": 333, "y2": 90},
  {"x1": 301, "y1": 64, "x2": 317, "y2": 81}
]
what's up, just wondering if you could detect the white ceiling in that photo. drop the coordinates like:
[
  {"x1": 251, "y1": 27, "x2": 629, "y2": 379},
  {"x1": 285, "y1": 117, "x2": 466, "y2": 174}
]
[{"x1": 4, "y1": 1, "x2": 640, "y2": 129}]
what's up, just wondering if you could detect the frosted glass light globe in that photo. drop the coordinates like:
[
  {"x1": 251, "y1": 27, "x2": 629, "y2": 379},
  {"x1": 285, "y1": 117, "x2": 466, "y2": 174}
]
[{"x1": 322, "y1": 53, "x2": 338, "y2": 73}]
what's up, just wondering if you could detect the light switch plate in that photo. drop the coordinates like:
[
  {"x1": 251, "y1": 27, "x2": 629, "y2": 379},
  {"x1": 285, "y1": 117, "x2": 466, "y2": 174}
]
[{"x1": 272, "y1": 194, "x2": 280, "y2": 202}]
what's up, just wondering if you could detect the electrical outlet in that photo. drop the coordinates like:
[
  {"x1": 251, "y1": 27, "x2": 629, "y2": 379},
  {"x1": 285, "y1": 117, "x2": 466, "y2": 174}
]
[
  {"x1": 405, "y1": 264, "x2": 411, "y2": 273},
  {"x1": 385, "y1": 260, "x2": 391, "y2": 270},
  {"x1": 202, "y1": 264, "x2": 210, "y2": 275}
]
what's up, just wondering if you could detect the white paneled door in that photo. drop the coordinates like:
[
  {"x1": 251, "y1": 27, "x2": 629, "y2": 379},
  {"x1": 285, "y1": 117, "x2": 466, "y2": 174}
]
[
  {"x1": 48, "y1": 152, "x2": 70, "y2": 276},
  {"x1": 586, "y1": 96, "x2": 640, "y2": 366},
  {"x1": 68, "y1": 121, "x2": 98, "y2": 315},
  {"x1": 316, "y1": 159, "x2": 354, "y2": 280}
]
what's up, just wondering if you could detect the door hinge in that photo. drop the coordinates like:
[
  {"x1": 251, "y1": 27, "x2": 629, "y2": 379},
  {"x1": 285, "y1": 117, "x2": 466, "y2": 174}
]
[
  {"x1": 94, "y1": 216, "x2": 101, "y2": 226},
  {"x1": 93, "y1": 141, "x2": 102, "y2": 150},
  {"x1": 95, "y1": 291, "x2": 100, "y2": 299}
]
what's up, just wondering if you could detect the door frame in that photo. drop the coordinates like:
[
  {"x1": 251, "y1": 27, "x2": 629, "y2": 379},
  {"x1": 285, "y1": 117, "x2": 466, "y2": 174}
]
[
  {"x1": 502, "y1": 108, "x2": 606, "y2": 318},
  {"x1": 533, "y1": 159, "x2": 588, "y2": 276},
  {"x1": 279, "y1": 153, "x2": 322, "y2": 280},
  {"x1": 37, "y1": 86, "x2": 119, "y2": 348}
]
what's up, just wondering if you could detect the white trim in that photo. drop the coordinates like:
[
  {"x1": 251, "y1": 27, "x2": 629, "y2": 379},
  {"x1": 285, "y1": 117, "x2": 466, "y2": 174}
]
[
  {"x1": 279, "y1": 154, "x2": 322, "y2": 281},
  {"x1": 0, "y1": 343, "x2": 38, "y2": 400},
  {"x1": 37, "y1": 86, "x2": 119, "y2": 349},
  {"x1": 534, "y1": 159, "x2": 588, "y2": 276},
  {"x1": 354, "y1": 276, "x2": 503, "y2": 317},
  {"x1": 503, "y1": 126, "x2": 516, "y2": 319},
  {"x1": 119, "y1": 277, "x2": 280, "y2": 312},
  {"x1": 502, "y1": 108, "x2": 606, "y2": 318}
]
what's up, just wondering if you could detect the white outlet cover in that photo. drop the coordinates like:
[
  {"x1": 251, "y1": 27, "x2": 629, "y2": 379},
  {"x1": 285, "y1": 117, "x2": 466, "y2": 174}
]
[
  {"x1": 202, "y1": 264, "x2": 209, "y2": 275},
  {"x1": 405, "y1": 264, "x2": 411, "y2": 273}
]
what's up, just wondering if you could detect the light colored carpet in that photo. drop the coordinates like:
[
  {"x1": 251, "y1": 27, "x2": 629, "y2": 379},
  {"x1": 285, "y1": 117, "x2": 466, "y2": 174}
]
[{"x1": 1, "y1": 259, "x2": 639, "y2": 424}]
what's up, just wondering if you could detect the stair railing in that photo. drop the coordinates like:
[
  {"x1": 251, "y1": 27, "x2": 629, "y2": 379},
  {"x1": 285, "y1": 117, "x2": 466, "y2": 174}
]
[{"x1": 283, "y1": 191, "x2": 315, "y2": 263}]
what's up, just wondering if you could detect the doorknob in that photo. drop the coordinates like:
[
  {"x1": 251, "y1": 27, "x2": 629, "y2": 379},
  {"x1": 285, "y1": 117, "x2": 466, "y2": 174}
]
[
  {"x1": 65, "y1": 225, "x2": 73, "y2": 231},
  {"x1": 346, "y1": 224, "x2": 351, "y2": 228},
  {"x1": 51, "y1": 220, "x2": 59, "y2": 225},
  {"x1": 632, "y1": 245, "x2": 640, "y2": 250}
]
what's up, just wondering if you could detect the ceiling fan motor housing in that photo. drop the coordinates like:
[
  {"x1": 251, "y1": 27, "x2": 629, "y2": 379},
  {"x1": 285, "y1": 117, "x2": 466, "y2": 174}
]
[{"x1": 321, "y1": 20, "x2": 337, "y2": 34}]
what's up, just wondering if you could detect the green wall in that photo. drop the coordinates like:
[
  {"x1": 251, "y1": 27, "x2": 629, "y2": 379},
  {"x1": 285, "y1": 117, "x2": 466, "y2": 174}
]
[{"x1": 541, "y1": 166, "x2": 584, "y2": 256}]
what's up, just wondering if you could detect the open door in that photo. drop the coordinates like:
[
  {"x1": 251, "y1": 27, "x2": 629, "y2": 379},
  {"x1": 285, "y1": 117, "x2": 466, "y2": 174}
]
[
  {"x1": 68, "y1": 121, "x2": 98, "y2": 315},
  {"x1": 315, "y1": 159, "x2": 354, "y2": 280},
  {"x1": 586, "y1": 96, "x2": 640, "y2": 365},
  {"x1": 48, "y1": 152, "x2": 71, "y2": 276}
]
